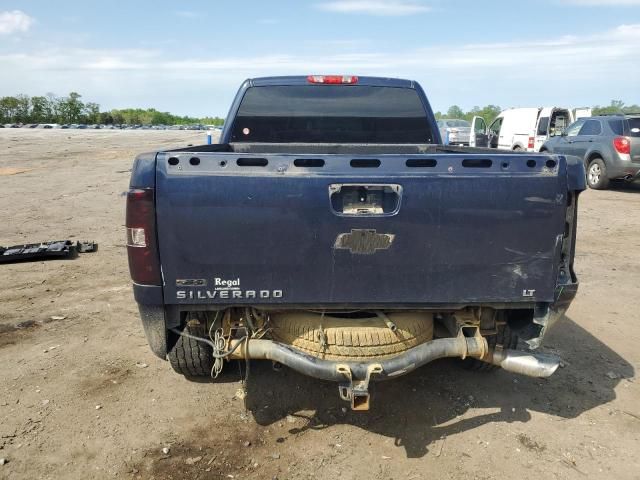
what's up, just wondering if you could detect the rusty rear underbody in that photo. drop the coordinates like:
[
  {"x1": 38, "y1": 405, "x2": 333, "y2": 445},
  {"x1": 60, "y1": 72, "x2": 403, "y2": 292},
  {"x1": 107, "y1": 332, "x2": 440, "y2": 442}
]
[{"x1": 170, "y1": 307, "x2": 561, "y2": 410}]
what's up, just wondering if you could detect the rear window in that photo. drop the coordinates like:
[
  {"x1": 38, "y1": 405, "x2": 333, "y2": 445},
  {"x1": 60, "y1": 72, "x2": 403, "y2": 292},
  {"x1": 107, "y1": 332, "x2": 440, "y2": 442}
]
[
  {"x1": 230, "y1": 85, "x2": 434, "y2": 143},
  {"x1": 627, "y1": 117, "x2": 640, "y2": 137}
]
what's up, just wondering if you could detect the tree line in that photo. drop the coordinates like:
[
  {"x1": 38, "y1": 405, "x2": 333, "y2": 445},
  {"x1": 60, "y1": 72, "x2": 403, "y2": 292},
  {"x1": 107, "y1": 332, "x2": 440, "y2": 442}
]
[
  {"x1": 434, "y1": 100, "x2": 640, "y2": 124},
  {"x1": 0, "y1": 92, "x2": 224, "y2": 126}
]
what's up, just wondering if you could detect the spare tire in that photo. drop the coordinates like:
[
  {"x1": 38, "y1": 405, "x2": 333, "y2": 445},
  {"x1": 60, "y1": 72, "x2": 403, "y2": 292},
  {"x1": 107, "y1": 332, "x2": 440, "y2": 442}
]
[{"x1": 270, "y1": 311, "x2": 433, "y2": 361}]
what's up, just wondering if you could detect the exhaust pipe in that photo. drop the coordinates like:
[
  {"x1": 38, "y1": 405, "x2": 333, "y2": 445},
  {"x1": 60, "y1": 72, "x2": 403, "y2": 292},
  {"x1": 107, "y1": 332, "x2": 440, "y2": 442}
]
[
  {"x1": 227, "y1": 335, "x2": 487, "y2": 382},
  {"x1": 624, "y1": 171, "x2": 640, "y2": 182},
  {"x1": 173, "y1": 327, "x2": 560, "y2": 410},
  {"x1": 227, "y1": 337, "x2": 560, "y2": 379},
  {"x1": 483, "y1": 346, "x2": 560, "y2": 378},
  {"x1": 173, "y1": 326, "x2": 561, "y2": 380}
]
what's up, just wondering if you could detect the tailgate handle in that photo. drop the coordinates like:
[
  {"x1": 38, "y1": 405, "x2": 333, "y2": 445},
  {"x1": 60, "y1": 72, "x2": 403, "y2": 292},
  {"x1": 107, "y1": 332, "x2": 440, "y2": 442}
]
[{"x1": 329, "y1": 184, "x2": 402, "y2": 217}]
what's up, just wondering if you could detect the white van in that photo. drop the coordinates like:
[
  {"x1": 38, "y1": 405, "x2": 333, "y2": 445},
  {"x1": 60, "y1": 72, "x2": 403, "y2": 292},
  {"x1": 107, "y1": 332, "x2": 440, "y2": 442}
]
[{"x1": 470, "y1": 107, "x2": 575, "y2": 151}]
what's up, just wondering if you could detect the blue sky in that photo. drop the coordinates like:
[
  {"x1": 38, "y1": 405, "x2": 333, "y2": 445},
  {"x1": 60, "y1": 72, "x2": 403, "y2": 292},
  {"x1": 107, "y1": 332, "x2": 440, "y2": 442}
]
[{"x1": 1, "y1": 0, "x2": 639, "y2": 117}]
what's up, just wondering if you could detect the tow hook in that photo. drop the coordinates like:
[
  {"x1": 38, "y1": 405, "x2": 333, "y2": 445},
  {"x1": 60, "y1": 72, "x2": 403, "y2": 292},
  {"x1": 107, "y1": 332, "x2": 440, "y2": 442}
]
[{"x1": 336, "y1": 363, "x2": 383, "y2": 411}]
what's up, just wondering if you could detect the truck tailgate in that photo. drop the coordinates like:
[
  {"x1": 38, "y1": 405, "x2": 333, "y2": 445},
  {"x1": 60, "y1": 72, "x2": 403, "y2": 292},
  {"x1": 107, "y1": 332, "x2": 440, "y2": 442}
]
[{"x1": 155, "y1": 152, "x2": 570, "y2": 306}]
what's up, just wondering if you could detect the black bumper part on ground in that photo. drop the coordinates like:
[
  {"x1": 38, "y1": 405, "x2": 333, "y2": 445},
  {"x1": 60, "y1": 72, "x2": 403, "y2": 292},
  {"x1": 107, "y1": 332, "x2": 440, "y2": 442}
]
[{"x1": 0, "y1": 240, "x2": 97, "y2": 264}]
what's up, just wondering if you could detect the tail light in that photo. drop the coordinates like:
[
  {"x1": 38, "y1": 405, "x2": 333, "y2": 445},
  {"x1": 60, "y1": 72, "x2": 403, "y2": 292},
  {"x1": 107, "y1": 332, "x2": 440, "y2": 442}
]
[
  {"x1": 613, "y1": 136, "x2": 631, "y2": 155},
  {"x1": 126, "y1": 188, "x2": 162, "y2": 285},
  {"x1": 307, "y1": 75, "x2": 358, "y2": 84},
  {"x1": 528, "y1": 137, "x2": 535, "y2": 149}
]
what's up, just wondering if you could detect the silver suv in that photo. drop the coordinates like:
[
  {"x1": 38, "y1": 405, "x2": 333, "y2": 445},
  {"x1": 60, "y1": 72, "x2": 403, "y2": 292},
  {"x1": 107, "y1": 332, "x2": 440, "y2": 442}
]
[{"x1": 541, "y1": 115, "x2": 640, "y2": 189}]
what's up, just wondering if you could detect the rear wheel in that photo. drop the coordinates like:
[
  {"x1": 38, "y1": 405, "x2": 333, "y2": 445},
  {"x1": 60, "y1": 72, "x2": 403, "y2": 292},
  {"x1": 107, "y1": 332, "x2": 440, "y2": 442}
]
[
  {"x1": 460, "y1": 324, "x2": 518, "y2": 372},
  {"x1": 587, "y1": 158, "x2": 609, "y2": 190},
  {"x1": 168, "y1": 313, "x2": 214, "y2": 377}
]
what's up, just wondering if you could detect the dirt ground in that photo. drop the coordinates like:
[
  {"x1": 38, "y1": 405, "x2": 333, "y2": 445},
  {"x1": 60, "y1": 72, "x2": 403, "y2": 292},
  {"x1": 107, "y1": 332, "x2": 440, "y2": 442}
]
[{"x1": 0, "y1": 129, "x2": 639, "y2": 480}]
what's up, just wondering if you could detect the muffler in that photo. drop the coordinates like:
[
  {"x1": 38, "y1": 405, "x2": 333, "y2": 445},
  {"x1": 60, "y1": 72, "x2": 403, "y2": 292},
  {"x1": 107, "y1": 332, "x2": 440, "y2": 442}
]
[{"x1": 482, "y1": 346, "x2": 560, "y2": 378}]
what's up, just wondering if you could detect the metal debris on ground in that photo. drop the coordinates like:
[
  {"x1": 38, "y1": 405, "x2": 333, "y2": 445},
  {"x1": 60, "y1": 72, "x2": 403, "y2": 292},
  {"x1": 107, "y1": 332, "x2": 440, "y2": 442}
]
[{"x1": 0, "y1": 240, "x2": 98, "y2": 264}]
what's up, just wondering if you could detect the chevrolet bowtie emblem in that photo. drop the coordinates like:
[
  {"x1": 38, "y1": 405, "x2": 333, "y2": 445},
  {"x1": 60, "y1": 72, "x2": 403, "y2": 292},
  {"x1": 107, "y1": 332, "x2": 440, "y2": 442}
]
[{"x1": 334, "y1": 229, "x2": 395, "y2": 255}]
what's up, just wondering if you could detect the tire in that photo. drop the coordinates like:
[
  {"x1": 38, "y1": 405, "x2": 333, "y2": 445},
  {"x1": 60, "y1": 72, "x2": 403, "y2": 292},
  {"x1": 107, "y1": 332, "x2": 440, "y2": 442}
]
[
  {"x1": 586, "y1": 158, "x2": 609, "y2": 190},
  {"x1": 513, "y1": 145, "x2": 522, "y2": 151},
  {"x1": 168, "y1": 313, "x2": 214, "y2": 377},
  {"x1": 270, "y1": 312, "x2": 434, "y2": 361},
  {"x1": 460, "y1": 324, "x2": 518, "y2": 372}
]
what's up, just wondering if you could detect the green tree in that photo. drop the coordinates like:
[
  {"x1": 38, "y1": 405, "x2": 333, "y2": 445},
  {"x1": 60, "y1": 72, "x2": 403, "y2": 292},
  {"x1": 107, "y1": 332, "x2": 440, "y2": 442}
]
[
  {"x1": 0, "y1": 96, "x2": 20, "y2": 123},
  {"x1": 45, "y1": 93, "x2": 62, "y2": 123},
  {"x1": 98, "y1": 111, "x2": 114, "y2": 124},
  {"x1": 593, "y1": 100, "x2": 626, "y2": 115},
  {"x1": 59, "y1": 92, "x2": 84, "y2": 123},
  {"x1": 15, "y1": 94, "x2": 31, "y2": 123},
  {"x1": 30, "y1": 96, "x2": 49, "y2": 123},
  {"x1": 593, "y1": 100, "x2": 640, "y2": 115},
  {"x1": 446, "y1": 105, "x2": 465, "y2": 119},
  {"x1": 469, "y1": 104, "x2": 501, "y2": 124},
  {"x1": 84, "y1": 102, "x2": 100, "y2": 123},
  {"x1": 111, "y1": 110, "x2": 125, "y2": 125}
]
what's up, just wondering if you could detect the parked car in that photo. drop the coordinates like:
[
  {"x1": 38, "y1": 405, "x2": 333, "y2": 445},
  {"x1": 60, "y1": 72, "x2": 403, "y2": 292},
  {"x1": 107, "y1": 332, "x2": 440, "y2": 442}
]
[
  {"x1": 127, "y1": 75, "x2": 585, "y2": 411},
  {"x1": 437, "y1": 119, "x2": 472, "y2": 145},
  {"x1": 541, "y1": 114, "x2": 640, "y2": 189},
  {"x1": 473, "y1": 107, "x2": 575, "y2": 152}
]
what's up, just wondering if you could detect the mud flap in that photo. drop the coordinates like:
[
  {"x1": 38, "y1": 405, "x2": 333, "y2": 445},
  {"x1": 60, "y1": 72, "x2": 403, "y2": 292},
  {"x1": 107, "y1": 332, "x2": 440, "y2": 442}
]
[{"x1": 138, "y1": 305, "x2": 168, "y2": 359}]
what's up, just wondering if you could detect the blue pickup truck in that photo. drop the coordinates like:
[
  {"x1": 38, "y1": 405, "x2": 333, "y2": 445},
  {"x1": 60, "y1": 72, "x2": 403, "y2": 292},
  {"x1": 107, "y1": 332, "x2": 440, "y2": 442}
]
[{"x1": 127, "y1": 75, "x2": 586, "y2": 410}]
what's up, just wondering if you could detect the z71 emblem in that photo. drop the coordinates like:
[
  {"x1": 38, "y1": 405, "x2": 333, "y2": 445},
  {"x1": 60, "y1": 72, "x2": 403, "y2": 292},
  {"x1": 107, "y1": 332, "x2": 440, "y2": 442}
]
[{"x1": 334, "y1": 229, "x2": 395, "y2": 255}]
